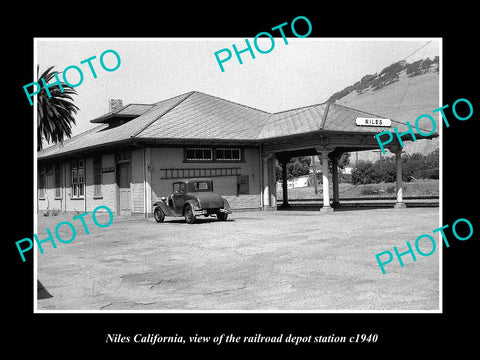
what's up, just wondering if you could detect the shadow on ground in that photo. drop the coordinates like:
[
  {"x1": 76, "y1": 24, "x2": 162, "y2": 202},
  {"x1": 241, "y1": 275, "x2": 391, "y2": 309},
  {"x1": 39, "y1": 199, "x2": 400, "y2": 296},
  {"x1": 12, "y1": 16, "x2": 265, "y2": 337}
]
[{"x1": 38, "y1": 280, "x2": 53, "y2": 299}]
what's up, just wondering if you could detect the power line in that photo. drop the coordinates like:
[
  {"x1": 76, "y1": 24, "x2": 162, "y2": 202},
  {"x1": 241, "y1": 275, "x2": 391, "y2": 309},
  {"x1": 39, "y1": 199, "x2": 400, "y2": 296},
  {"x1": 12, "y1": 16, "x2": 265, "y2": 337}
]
[
  {"x1": 400, "y1": 41, "x2": 432, "y2": 62},
  {"x1": 394, "y1": 41, "x2": 433, "y2": 114}
]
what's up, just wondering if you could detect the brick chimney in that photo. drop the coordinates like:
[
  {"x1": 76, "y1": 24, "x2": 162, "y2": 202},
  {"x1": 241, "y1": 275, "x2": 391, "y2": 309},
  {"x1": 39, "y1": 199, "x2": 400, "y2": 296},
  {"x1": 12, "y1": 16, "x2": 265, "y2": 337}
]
[{"x1": 109, "y1": 99, "x2": 123, "y2": 112}]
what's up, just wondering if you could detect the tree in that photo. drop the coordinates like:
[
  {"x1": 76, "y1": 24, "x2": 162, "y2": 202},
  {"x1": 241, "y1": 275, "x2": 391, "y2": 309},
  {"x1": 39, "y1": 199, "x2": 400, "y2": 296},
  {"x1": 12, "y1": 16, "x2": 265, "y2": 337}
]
[
  {"x1": 406, "y1": 58, "x2": 434, "y2": 77},
  {"x1": 372, "y1": 157, "x2": 396, "y2": 183},
  {"x1": 424, "y1": 148, "x2": 439, "y2": 168},
  {"x1": 337, "y1": 152, "x2": 350, "y2": 171},
  {"x1": 371, "y1": 60, "x2": 406, "y2": 90},
  {"x1": 36, "y1": 66, "x2": 79, "y2": 151},
  {"x1": 351, "y1": 151, "x2": 439, "y2": 184},
  {"x1": 275, "y1": 156, "x2": 311, "y2": 181},
  {"x1": 351, "y1": 160, "x2": 376, "y2": 185},
  {"x1": 288, "y1": 156, "x2": 311, "y2": 178}
]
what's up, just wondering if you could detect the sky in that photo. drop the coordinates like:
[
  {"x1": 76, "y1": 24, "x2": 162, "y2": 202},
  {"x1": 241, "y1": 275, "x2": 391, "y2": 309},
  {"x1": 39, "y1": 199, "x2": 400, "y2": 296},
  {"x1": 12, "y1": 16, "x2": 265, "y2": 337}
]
[{"x1": 35, "y1": 38, "x2": 440, "y2": 137}]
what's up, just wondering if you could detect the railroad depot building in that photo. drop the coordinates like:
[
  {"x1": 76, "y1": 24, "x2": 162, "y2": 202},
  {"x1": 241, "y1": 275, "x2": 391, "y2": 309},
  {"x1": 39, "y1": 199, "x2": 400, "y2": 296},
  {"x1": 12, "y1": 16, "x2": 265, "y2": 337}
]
[{"x1": 37, "y1": 91, "x2": 436, "y2": 216}]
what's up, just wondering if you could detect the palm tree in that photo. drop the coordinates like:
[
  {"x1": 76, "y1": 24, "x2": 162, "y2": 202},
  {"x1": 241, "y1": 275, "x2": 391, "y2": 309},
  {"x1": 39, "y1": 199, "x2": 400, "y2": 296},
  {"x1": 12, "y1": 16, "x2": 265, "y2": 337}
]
[{"x1": 37, "y1": 66, "x2": 79, "y2": 151}]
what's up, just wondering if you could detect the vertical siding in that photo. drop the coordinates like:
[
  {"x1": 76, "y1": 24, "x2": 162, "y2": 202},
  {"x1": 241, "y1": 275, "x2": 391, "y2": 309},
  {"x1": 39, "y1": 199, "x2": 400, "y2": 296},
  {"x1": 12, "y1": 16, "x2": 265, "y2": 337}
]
[
  {"x1": 38, "y1": 161, "x2": 71, "y2": 213},
  {"x1": 145, "y1": 148, "x2": 152, "y2": 216},
  {"x1": 84, "y1": 154, "x2": 117, "y2": 213},
  {"x1": 45, "y1": 173, "x2": 54, "y2": 210},
  {"x1": 38, "y1": 169, "x2": 63, "y2": 212},
  {"x1": 131, "y1": 149, "x2": 145, "y2": 214},
  {"x1": 150, "y1": 146, "x2": 261, "y2": 210},
  {"x1": 38, "y1": 169, "x2": 47, "y2": 211},
  {"x1": 85, "y1": 158, "x2": 94, "y2": 210},
  {"x1": 37, "y1": 145, "x2": 263, "y2": 215},
  {"x1": 100, "y1": 154, "x2": 117, "y2": 214}
]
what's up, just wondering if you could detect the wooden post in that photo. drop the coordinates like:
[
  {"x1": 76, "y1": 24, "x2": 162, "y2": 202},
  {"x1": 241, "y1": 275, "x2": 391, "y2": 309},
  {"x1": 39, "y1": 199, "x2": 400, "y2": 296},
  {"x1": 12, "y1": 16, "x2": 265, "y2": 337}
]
[
  {"x1": 393, "y1": 147, "x2": 406, "y2": 209},
  {"x1": 281, "y1": 161, "x2": 290, "y2": 208},
  {"x1": 270, "y1": 155, "x2": 277, "y2": 209},
  {"x1": 332, "y1": 155, "x2": 340, "y2": 208},
  {"x1": 278, "y1": 154, "x2": 291, "y2": 209},
  {"x1": 319, "y1": 150, "x2": 333, "y2": 213},
  {"x1": 262, "y1": 156, "x2": 270, "y2": 209}
]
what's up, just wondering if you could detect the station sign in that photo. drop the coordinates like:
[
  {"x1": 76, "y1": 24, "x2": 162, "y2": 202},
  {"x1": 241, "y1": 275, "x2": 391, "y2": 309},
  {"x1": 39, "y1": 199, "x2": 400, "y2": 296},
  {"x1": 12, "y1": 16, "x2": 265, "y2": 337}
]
[{"x1": 355, "y1": 117, "x2": 391, "y2": 127}]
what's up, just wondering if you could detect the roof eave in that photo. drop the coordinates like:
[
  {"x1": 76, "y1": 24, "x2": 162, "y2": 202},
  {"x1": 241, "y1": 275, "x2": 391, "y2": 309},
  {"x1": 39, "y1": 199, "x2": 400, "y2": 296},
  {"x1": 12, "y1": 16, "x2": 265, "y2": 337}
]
[
  {"x1": 37, "y1": 137, "x2": 261, "y2": 161},
  {"x1": 90, "y1": 114, "x2": 138, "y2": 124}
]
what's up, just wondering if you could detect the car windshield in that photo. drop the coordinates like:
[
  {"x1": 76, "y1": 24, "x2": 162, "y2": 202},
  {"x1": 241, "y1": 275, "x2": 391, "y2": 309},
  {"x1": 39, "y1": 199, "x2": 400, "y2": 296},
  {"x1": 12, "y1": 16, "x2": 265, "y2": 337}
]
[
  {"x1": 193, "y1": 182, "x2": 210, "y2": 191},
  {"x1": 173, "y1": 183, "x2": 185, "y2": 193}
]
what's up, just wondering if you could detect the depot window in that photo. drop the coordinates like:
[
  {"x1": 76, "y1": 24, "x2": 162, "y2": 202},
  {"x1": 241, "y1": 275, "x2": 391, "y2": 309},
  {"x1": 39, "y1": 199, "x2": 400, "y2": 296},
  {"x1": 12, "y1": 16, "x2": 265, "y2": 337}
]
[
  {"x1": 215, "y1": 148, "x2": 241, "y2": 161},
  {"x1": 54, "y1": 163, "x2": 62, "y2": 199},
  {"x1": 185, "y1": 148, "x2": 212, "y2": 161},
  {"x1": 38, "y1": 166, "x2": 45, "y2": 199},
  {"x1": 184, "y1": 147, "x2": 242, "y2": 162},
  {"x1": 71, "y1": 159, "x2": 85, "y2": 198},
  {"x1": 93, "y1": 157, "x2": 102, "y2": 197}
]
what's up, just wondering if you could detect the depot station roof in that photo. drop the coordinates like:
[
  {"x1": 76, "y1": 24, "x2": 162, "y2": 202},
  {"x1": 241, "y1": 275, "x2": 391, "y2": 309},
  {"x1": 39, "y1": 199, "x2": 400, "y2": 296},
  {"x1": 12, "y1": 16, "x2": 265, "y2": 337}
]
[{"x1": 38, "y1": 90, "x2": 437, "y2": 160}]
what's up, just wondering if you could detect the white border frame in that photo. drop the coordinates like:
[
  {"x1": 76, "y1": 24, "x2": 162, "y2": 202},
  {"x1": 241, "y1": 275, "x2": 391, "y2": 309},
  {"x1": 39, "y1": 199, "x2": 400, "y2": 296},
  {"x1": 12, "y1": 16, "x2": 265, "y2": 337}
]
[{"x1": 33, "y1": 37, "x2": 443, "y2": 314}]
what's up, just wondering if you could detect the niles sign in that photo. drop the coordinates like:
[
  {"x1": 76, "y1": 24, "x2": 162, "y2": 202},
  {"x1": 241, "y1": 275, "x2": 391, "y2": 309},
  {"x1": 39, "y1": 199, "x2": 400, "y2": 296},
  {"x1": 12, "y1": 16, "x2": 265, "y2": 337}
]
[{"x1": 355, "y1": 117, "x2": 391, "y2": 127}]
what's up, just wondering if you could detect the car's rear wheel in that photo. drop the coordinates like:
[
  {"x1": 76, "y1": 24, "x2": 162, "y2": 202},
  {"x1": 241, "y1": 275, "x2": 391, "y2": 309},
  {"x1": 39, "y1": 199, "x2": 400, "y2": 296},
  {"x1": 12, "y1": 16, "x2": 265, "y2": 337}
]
[
  {"x1": 217, "y1": 212, "x2": 228, "y2": 221},
  {"x1": 184, "y1": 205, "x2": 196, "y2": 224},
  {"x1": 154, "y1": 207, "x2": 165, "y2": 223}
]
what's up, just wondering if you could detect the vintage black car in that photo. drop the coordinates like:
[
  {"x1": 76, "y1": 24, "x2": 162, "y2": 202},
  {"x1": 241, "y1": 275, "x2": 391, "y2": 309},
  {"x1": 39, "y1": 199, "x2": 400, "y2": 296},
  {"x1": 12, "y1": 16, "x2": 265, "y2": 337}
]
[{"x1": 153, "y1": 178, "x2": 232, "y2": 224}]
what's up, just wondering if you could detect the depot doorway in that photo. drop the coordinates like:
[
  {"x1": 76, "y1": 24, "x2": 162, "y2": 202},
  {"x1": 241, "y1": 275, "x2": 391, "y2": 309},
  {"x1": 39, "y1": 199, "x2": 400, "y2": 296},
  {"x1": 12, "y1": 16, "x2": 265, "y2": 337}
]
[{"x1": 116, "y1": 151, "x2": 131, "y2": 216}]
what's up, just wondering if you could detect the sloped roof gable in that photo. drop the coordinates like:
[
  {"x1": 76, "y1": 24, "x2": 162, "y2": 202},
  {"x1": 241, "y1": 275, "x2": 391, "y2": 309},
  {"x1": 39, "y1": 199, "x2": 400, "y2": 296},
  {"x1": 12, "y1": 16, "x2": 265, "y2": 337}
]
[{"x1": 38, "y1": 90, "x2": 434, "y2": 160}]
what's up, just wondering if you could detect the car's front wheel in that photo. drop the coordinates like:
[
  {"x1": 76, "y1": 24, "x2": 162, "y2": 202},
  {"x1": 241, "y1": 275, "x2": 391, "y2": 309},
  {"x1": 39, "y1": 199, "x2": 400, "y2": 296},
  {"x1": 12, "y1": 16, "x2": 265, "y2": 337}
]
[
  {"x1": 184, "y1": 205, "x2": 196, "y2": 224},
  {"x1": 217, "y1": 212, "x2": 228, "y2": 221},
  {"x1": 154, "y1": 207, "x2": 165, "y2": 223}
]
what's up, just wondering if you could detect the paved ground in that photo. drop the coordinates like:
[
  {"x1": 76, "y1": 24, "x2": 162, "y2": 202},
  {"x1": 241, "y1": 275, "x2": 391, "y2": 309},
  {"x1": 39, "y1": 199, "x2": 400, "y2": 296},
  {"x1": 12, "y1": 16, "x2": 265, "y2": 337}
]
[{"x1": 36, "y1": 207, "x2": 440, "y2": 311}]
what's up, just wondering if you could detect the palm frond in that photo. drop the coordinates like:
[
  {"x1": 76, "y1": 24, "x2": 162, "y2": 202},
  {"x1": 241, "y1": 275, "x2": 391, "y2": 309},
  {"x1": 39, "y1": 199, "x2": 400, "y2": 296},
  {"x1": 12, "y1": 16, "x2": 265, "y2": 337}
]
[{"x1": 37, "y1": 65, "x2": 79, "y2": 151}]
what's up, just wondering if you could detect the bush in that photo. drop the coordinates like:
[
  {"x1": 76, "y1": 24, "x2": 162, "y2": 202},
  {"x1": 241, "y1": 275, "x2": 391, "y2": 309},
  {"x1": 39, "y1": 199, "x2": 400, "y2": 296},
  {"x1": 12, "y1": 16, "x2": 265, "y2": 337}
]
[
  {"x1": 386, "y1": 185, "x2": 396, "y2": 194},
  {"x1": 372, "y1": 157, "x2": 396, "y2": 183},
  {"x1": 425, "y1": 149, "x2": 439, "y2": 168},
  {"x1": 351, "y1": 150, "x2": 439, "y2": 184},
  {"x1": 414, "y1": 168, "x2": 439, "y2": 179},
  {"x1": 402, "y1": 153, "x2": 425, "y2": 180},
  {"x1": 351, "y1": 160, "x2": 376, "y2": 184},
  {"x1": 339, "y1": 173, "x2": 352, "y2": 183},
  {"x1": 360, "y1": 186, "x2": 379, "y2": 195}
]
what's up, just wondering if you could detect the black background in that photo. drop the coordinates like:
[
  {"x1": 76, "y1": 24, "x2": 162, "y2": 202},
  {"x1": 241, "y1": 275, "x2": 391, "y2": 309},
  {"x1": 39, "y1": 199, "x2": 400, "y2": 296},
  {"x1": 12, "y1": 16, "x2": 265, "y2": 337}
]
[{"x1": 5, "y1": 5, "x2": 478, "y2": 356}]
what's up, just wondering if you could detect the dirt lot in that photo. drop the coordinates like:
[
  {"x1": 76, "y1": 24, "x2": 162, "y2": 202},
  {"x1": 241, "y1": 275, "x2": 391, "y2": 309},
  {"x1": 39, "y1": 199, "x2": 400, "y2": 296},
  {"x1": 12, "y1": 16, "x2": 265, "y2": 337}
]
[{"x1": 36, "y1": 207, "x2": 440, "y2": 311}]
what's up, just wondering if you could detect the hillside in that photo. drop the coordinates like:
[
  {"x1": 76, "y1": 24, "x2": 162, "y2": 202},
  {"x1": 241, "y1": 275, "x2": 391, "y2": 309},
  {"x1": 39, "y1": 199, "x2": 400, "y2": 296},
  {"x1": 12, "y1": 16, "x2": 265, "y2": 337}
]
[{"x1": 327, "y1": 58, "x2": 440, "y2": 162}]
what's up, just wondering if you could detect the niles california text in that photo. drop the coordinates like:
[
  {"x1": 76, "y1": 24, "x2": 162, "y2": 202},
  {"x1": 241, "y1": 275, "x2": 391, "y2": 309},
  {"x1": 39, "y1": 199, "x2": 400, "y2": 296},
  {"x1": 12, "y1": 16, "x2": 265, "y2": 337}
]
[{"x1": 105, "y1": 332, "x2": 378, "y2": 345}]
